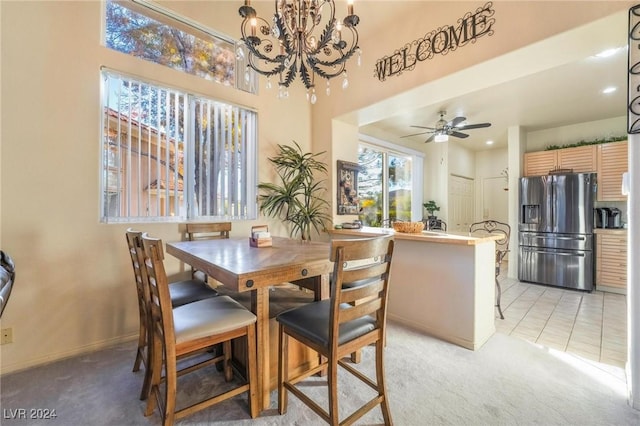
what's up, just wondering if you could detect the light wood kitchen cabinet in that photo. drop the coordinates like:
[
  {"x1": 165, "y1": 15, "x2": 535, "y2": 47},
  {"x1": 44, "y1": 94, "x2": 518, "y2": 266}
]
[
  {"x1": 523, "y1": 150, "x2": 557, "y2": 176},
  {"x1": 596, "y1": 231, "x2": 627, "y2": 293},
  {"x1": 597, "y1": 140, "x2": 628, "y2": 201},
  {"x1": 523, "y1": 145, "x2": 596, "y2": 176},
  {"x1": 557, "y1": 145, "x2": 597, "y2": 172}
]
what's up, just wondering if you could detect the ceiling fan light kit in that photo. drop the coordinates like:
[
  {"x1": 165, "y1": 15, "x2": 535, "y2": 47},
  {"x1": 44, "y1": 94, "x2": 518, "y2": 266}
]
[
  {"x1": 401, "y1": 110, "x2": 492, "y2": 144},
  {"x1": 434, "y1": 133, "x2": 449, "y2": 143}
]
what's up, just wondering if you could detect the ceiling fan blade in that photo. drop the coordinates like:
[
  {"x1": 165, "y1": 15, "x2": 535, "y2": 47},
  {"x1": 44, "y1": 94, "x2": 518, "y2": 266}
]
[
  {"x1": 401, "y1": 131, "x2": 431, "y2": 138},
  {"x1": 450, "y1": 131, "x2": 469, "y2": 139},
  {"x1": 450, "y1": 116, "x2": 466, "y2": 127},
  {"x1": 410, "y1": 125, "x2": 436, "y2": 130},
  {"x1": 457, "y1": 122, "x2": 491, "y2": 130},
  {"x1": 424, "y1": 134, "x2": 435, "y2": 143}
]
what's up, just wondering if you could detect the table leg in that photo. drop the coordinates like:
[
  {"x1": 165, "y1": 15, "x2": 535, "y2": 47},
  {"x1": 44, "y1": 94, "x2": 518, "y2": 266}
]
[
  {"x1": 315, "y1": 273, "x2": 330, "y2": 301},
  {"x1": 251, "y1": 287, "x2": 270, "y2": 411}
]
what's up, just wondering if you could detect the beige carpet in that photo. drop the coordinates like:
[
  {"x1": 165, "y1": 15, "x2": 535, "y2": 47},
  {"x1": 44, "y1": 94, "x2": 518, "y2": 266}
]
[{"x1": 1, "y1": 322, "x2": 639, "y2": 425}]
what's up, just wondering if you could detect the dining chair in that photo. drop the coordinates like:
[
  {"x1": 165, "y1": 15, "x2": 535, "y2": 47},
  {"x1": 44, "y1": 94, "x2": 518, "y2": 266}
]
[
  {"x1": 125, "y1": 229, "x2": 219, "y2": 400},
  {"x1": 468, "y1": 220, "x2": 511, "y2": 319},
  {"x1": 185, "y1": 222, "x2": 231, "y2": 283},
  {"x1": 277, "y1": 235, "x2": 395, "y2": 426},
  {"x1": 0, "y1": 251, "x2": 16, "y2": 318},
  {"x1": 141, "y1": 233, "x2": 258, "y2": 425}
]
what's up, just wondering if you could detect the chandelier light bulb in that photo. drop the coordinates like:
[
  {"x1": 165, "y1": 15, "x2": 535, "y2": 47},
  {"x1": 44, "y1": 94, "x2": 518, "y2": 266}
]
[
  {"x1": 266, "y1": 78, "x2": 272, "y2": 90},
  {"x1": 310, "y1": 88, "x2": 317, "y2": 104},
  {"x1": 326, "y1": 81, "x2": 331, "y2": 96},
  {"x1": 342, "y1": 71, "x2": 349, "y2": 90}
]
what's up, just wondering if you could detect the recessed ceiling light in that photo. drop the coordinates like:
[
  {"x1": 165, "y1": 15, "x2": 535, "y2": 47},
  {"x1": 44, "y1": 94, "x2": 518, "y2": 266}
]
[
  {"x1": 602, "y1": 87, "x2": 617, "y2": 94},
  {"x1": 486, "y1": 140, "x2": 494, "y2": 145},
  {"x1": 595, "y1": 48, "x2": 621, "y2": 58}
]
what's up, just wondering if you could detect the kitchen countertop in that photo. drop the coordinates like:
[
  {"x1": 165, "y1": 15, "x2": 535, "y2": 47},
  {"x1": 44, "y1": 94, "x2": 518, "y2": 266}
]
[{"x1": 329, "y1": 226, "x2": 502, "y2": 246}]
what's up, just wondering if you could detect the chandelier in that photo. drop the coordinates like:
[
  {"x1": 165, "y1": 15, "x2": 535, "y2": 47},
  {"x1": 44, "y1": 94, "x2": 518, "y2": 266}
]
[{"x1": 238, "y1": 0, "x2": 361, "y2": 103}]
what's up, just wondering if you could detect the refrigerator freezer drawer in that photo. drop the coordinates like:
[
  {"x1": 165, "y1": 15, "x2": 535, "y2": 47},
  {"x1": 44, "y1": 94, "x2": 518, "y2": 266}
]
[
  {"x1": 519, "y1": 232, "x2": 593, "y2": 251},
  {"x1": 518, "y1": 246, "x2": 594, "y2": 291}
]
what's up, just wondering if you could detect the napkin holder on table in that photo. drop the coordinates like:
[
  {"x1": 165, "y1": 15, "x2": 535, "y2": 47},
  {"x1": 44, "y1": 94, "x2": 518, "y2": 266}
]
[{"x1": 249, "y1": 225, "x2": 272, "y2": 247}]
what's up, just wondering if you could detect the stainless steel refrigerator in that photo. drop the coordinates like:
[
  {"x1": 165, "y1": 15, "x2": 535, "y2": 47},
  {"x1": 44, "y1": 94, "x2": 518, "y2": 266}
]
[{"x1": 518, "y1": 172, "x2": 596, "y2": 291}]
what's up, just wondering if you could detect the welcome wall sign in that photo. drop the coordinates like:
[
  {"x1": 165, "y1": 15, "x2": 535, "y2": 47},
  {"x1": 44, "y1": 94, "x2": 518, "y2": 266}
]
[{"x1": 374, "y1": 2, "x2": 496, "y2": 82}]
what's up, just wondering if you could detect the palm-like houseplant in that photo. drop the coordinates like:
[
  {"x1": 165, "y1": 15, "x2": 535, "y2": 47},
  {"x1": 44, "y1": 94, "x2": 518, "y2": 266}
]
[{"x1": 258, "y1": 142, "x2": 331, "y2": 240}]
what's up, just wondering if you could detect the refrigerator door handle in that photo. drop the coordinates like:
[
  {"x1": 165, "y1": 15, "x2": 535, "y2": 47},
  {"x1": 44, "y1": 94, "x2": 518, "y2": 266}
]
[
  {"x1": 530, "y1": 235, "x2": 586, "y2": 242},
  {"x1": 524, "y1": 249, "x2": 586, "y2": 257}
]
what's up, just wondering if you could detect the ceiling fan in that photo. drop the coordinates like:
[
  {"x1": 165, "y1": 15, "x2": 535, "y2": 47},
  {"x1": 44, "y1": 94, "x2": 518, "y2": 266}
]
[{"x1": 401, "y1": 110, "x2": 492, "y2": 143}]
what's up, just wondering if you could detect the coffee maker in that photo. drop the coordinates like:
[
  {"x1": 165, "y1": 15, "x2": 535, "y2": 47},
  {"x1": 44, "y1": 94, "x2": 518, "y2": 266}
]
[
  {"x1": 594, "y1": 208, "x2": 607, "y2": 229},
  {"x1": 607, "y1": 208, "x2": 622, "y2": 229}
]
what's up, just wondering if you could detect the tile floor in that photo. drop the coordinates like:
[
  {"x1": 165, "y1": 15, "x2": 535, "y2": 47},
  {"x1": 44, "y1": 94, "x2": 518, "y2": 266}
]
[{"x1": 496, "y1": 273, "x2": 628, "y2": 368}]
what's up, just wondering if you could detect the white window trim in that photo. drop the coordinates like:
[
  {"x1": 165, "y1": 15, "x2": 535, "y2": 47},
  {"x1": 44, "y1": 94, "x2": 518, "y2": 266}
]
[{"x1": 358, "y1": 134, "x2": 424, "y2": 222}]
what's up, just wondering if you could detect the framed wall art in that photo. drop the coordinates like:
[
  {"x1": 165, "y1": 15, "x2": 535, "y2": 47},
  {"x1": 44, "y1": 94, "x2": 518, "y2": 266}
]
[{"x1": 337, "y1": 160, "x2": 362, "y2": 215}]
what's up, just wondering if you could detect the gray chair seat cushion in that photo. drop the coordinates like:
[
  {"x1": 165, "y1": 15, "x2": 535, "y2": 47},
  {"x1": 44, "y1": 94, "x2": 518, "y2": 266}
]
[
  {"x1": 276, "y1": 300, "x2": 376, "y2": 349},
  {"x1": 172, "y1": 295, "x2": 256, "y2": 344},
  {"x1": 169, "y1": 279, "x2": 218, "y2": 307}
]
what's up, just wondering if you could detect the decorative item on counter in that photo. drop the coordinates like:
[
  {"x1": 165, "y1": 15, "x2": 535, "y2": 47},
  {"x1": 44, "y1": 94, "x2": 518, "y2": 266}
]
[
  {"x1": 249, "y1": 225, "x2": 272, "y2": 247},
  {"x1": 423, "y1": 200, "x2": 440, "y2": 219},
  {"x1": 392, "y1": 221, "x2": 425, "y2": 234}
]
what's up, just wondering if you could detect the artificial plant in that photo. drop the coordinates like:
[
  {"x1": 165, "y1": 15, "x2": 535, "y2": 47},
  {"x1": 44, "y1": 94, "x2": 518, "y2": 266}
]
[{"x1": 258, "y1": 141, "x2": 331, "y2": 240}]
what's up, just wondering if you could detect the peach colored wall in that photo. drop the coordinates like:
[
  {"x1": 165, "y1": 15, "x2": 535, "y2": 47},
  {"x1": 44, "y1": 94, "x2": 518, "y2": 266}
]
[
  {"x1": 0, "y1": 0, "x2": 311, "y2": 374},
  {"x1": 0, "y1": 1, "x2": 633, "y2": 374},
  {"x1": 312, "y1": 1, "x2": 633, "y2": 223}
]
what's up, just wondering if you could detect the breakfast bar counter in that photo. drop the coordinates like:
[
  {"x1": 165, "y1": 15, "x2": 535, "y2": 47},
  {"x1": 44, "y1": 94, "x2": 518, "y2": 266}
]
[{"x1": 329, "y1": 227, "x2": 498, "y2": 350}]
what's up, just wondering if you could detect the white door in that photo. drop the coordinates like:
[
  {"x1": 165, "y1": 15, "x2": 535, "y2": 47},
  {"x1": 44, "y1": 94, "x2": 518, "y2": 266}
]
[{"x1": 449, "y1": 174, "x2": 475, "y2": 232}]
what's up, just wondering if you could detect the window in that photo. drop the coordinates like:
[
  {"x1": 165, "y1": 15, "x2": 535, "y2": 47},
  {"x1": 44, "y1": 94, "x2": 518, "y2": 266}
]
[
  {"x1": 104, "y1": 0, "x2": 256, "y2": 93},
  {"x1": 357, "y1": 138, "x2": 423, "y2": 227},
  {"x1": 101, "y1": 70, "x2": 257, "y2": 222}
]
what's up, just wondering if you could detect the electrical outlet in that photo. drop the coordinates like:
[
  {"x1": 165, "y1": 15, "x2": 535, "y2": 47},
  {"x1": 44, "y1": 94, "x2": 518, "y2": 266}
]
[{"x1": 1, "y1": 328, "x2": 13, "y2": 344}]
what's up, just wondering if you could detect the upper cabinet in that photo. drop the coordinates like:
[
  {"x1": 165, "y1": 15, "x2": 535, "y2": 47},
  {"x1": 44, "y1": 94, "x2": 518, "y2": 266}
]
[
  {"x1": 597, "y1": 140, "x2": 628, "y2": 201},
  {"x1": 557, "y1": 145, "x2": 597, "y2": 173},
  {"x1": 523, "y1": 141, "x2": 628, "y2": 201},
  {"x1": 523, "y1": 150, "x2": 557, "y2": 176}
]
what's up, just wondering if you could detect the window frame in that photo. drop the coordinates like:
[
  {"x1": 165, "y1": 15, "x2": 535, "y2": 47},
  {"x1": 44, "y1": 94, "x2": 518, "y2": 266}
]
[
  {"x1": 104, "y1": 0, "x2": 257, "y2": 93},
  {"x1": 100, "y1": 68, "x2": 258, "y2": 223},
  {"x1": 358, "y1": 134, "x2": 424, "y2": 225}
]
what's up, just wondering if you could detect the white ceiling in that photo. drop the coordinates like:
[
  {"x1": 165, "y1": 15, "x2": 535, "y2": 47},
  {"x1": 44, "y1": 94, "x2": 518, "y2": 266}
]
[{"x1": 359, "y1": 11, "x2": 628, "y2": 152}]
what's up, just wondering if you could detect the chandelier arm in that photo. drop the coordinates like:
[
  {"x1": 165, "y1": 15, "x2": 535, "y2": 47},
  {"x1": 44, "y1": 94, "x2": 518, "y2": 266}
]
[
  {"x1": 239, "y1": 0, "x2": 360, "y2": 96},
  {"x1": 247, "y1": 54, "x2": 286, "y2": 78},
  {"x1": 281, "y1": 59, "x2": 298, "y2": 87},
  {"x1": 309, "y1": 43, "x2": 359, "y2": 69}
]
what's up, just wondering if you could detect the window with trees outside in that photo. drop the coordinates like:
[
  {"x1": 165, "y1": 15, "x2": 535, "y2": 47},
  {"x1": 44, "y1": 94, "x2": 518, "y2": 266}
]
[
  {"x1": 105, "y1": 0, "x2": 256, "y2": 93},
  {"x1": 357, "y1": 143, "x2": 417, "y2": 227},
  {"x1": 101, "y1": 70, "x2": 257, "y2": 223}
]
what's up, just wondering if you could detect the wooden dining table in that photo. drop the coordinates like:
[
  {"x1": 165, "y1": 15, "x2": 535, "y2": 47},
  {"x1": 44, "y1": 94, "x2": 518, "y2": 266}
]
[{"x1": 165, "y1": 236, "x2": 333, "y2": 412}]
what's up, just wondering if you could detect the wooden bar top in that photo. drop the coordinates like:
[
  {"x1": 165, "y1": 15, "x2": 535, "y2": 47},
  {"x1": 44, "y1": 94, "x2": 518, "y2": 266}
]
[{"x1": 329, "y1": 226, "x2": 502, "y2": 246}]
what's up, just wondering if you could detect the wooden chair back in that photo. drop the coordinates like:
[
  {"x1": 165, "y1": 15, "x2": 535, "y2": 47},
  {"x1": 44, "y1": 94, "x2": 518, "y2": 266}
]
[
  {"x1": 329, "y1": 235, "x2": 395, "y2": 354},
  {"x1": 140, "y1": 234, "x2": 175, "y2": 361},
  {"x1": 125, "y1": 229, "x2": 151, "y2": 318},
  {"x1": 186, "y1": 222, "x2": 231, "y2": 241}
]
